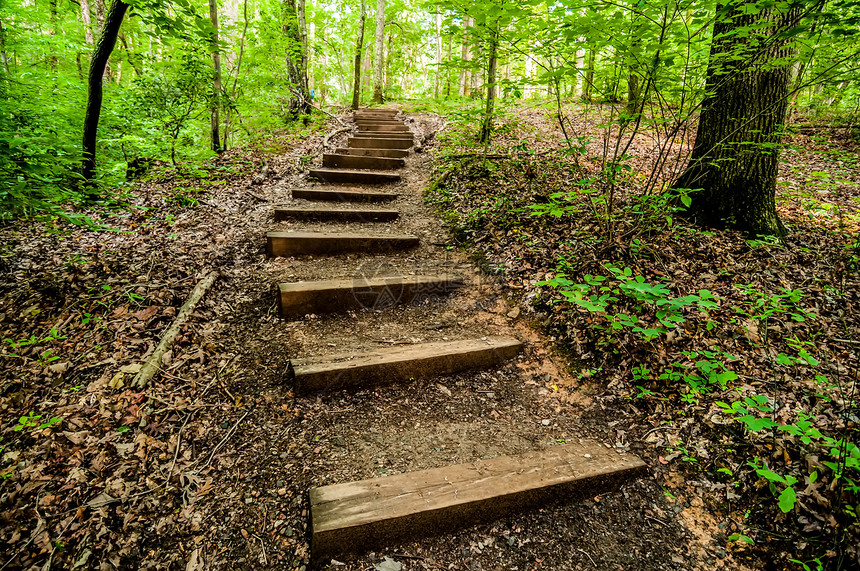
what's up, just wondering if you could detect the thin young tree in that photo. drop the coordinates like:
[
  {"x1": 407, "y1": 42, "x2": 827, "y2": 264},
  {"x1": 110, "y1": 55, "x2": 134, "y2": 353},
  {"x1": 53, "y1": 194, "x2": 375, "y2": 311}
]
[
  {"x1": 209, "y1": 0, "x2": 222, "y2": 153},
  {"x1": 371, "y1": 0, "x2": 385, "y2": 103},
  {"x1": 352, "y1": 0, "x2": 366, "y2": 109},
  {"x1": 82, "y1": 0, "x2": 129, "y2": 182},
  {"x1": 672, "y1": 0, "x2": 806, "y2": 236}
]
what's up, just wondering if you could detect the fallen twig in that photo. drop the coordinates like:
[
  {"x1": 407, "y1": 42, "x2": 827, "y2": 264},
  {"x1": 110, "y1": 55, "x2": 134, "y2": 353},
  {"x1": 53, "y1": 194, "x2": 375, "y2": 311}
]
[
  {"x1": 132, "y1": 271, "x2": 219, "y2": 388},
  {"x1": 323, "y1": 126, "x2": 351, "y2": 149}
]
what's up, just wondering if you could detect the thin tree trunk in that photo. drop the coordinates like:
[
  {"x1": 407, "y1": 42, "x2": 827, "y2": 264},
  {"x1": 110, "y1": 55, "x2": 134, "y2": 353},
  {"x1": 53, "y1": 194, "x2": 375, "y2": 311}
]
[
  {"x1": 209, "y1": 0, "x2": 222, "y2": 153},
  {"x1": 81, "y1": 0, "x2": 95, "y2": 46},
  {"x1": 95, "y1": 0, "x2": 112, "y2": 81},
  {"x1": 351, "y1": 0, "x2": 366, "y2": 110},
  {"x1": 459, "y1": 17, "x2": 471, "y2": 96},
  {"x1": 434, "y1": 12, "x2": 442, "y2": 98},
  {"x1": 583, "y1": 48, "x2": 594, "y2": 102},
  {"x1": 672, "y1": 3, "x2": 803, "y2": 237},
  {"x1": 371, "y1": 0, "x2": 385, "y2": 103},
  {"x1": 479, "y1": 24, "x2": 498, "y2": 143},
  {"x1": 82, "y1": 0, "x2": 129, "y2": 182},
  {"x1": 224, "y1": 0, "x2": 249, "y2": 150}
]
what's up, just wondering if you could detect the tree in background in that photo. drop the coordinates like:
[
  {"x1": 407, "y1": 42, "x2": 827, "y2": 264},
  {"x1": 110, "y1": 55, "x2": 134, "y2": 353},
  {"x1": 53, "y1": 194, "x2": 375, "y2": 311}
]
[
  {"x1": 352, "y1": 0, "x2": 367, "y2": 109},
  {"x1": 372, "y1": 0, "x2": 386, "y2": 103},
  {"x1": 82, "y1": 0, "x2": 128, "y2": 183},
  {"x1": 208, "y1": 0, "x2": 222, "y2": 153},
  {"x1": 283, "y1": 0, "x2": 311, "y2": 115}
]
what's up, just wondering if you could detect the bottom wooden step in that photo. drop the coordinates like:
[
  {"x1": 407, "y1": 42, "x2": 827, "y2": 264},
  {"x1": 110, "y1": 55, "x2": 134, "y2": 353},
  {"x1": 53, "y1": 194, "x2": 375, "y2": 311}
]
[
  {"x1": 291, "y1": 336, "x2": 522, "y2": 394},
  {"x1": 310, "y1": 442, "x2": 647, "y2": 561}
]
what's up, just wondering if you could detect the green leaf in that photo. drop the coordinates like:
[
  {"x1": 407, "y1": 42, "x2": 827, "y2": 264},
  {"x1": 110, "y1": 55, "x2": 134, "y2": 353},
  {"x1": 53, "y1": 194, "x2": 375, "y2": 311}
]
[{"x1": 778, "y1": 486, "x2": 796, "y2": 513}]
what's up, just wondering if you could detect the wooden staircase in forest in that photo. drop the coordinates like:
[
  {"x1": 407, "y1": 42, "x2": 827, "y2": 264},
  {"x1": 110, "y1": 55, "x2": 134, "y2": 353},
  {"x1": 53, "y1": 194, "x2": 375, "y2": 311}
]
[{"x1": 265, "y1": 107, "x2": 647, "y2": 562}]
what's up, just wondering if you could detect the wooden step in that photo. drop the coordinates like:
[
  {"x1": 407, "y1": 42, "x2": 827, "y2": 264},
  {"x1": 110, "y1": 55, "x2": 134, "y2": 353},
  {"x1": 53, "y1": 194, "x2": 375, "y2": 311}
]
[
  {"x1": 335, "y1": 147, "x2": 409, "y2": 159},
  {"x1": 274, "y1": 206, "x2": 399, "y2": 222},
  {"x1": 292, "y1": 188, "x2": 398, "y2": 202},
  {"x1": 354, "y1": 123, "x2": 410, "y2": 132},
  {"x1": 278, "y1": 274, "x2": 464, "y2": 319},
  {"x1": 355, "y1": 131, "x2": 413, "y2": 139},
  {"x1": 355, "y1": 109, "x2": 398, "y2": 117},
  {"x1": 267, "y1": 231, "x2": 418, "y2": 257},
  {"x1": 309, "y1": 442, "x2": 647, "y2": 561},
  {"x1": 349, "y1": 138, "x2": 413, "y2": 150},
  {"x1": 322, "y1": 154, "x2": 405, "y2": 170},
  {"x1": 292, "y1": 336, "x2": 522, "y2": 394},
  {"x1": 309, "y1": 168, "x2": 401, "y2": 184},
  {"x1": 355, "y1": 120, "x2": 405, "y2": 126}
]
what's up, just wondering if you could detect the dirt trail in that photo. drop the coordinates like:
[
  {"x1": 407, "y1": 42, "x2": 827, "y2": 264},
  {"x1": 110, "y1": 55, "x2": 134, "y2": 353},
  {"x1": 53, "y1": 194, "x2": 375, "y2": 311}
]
[
  {"x1": 171, "y1": 111, "x2": 718, "y2": 571},
  {"x1": 0, "y1": 111, "x2": 731, "y2": 570}
]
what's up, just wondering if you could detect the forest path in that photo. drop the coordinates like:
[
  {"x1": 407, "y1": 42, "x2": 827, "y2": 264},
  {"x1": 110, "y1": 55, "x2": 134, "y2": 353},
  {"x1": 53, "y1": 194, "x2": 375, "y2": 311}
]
[{"x1": 176, "y1": 110, "x2": 713, "y2": 570}]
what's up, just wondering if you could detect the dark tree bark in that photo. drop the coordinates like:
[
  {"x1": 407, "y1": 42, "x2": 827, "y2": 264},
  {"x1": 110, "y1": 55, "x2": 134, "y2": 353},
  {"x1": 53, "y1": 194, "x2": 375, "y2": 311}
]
[
  {"x1": 82, "y1": 0, "x2": 128, "y2": 182},
  {"x1": 351, "y1": 0, "x2": 366, "y2": 110},
  {"x1": 209, "y1": 0, "x2": 222, "y2": 152},
  {"x1": 672, "y1": 2, "x2": 802, "y2": 237},
  {"x1": 283, "y1": 0, "x2": 310, "y2": 116},
  {"x1": 479, "y1": 24, "x2": 498, "y2": 144}
]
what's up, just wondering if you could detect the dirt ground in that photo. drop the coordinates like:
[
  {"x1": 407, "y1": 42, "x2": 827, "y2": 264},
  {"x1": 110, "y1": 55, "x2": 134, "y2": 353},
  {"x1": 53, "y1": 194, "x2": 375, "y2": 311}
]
[{"x1": 0, "y1": 111, "x2": 748, "y2": 570}]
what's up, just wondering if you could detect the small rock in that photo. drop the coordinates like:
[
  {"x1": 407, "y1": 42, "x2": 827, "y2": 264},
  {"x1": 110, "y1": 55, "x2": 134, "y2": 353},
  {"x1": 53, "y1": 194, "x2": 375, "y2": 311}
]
[
  {"x1": 240, "y1": 529, "x2": 249, "y2": 539},
  {"x1": 541, "y1": 419, "x2": 551, "y2": 426},
  {"x1": 436, "y1": 384, "x2": 452, "y2": 397},
  {"x1": 507, "y1": 307, "x2": 520, "y2": 319},
  {"x1": 332, "y1": 436, "x2": 346, "y2": 447}
]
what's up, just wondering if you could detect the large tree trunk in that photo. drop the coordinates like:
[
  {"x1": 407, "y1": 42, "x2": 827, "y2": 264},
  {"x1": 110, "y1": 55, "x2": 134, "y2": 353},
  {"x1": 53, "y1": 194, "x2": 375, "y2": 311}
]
[
  {"x1": 351, "y1": 0, "x2": 366, "y2": 110},
  {"x1": 283, "y1": 0, "x2": 310, "y2": 116},
  {"x1": 95, "y1": 0, "x2": 112, "y2": 81},
  {"x1": 672, "y1": 2, "x2": 802, "y2": 237},
  {"x1": 209, "y1": 0, "x2": 222, "y2": 152},
  {"x1": 459, "y1": 17, "x2": 472, "y2": 97},
  {"x1": 82, "y1": 0, "x2": 128, "y2": 182},
  {"x1": 371, "y1": 0, "x2": 385, "y2": 103},
  {"x1": 479, "y1": 25, "x2": 498, "y2": 143},
  {"x1": 81, "y1": 0, "x2": 95, "y2": 45}
]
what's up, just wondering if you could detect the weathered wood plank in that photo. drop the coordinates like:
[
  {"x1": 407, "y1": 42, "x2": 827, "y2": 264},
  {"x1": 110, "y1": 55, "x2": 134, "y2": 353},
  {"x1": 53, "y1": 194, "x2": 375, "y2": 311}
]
[
  {"x1": 291, "y1": 188, "x2": 398, "y2": 202},
  {"x1": 334, "y1": 147, "x2": 409, "y2": 159},
  {"x1": 266, "y1": 231, "x2": 418, "y2": 257},
  {"x1": 274, "y1": 206, "x2": 399, "y2": 222},
  {"x1": 309, "y1": 168, "x2": 401, "y2": 184},
  {"x1": 278, "y1": 274, "x2": 464, "y2": 319},
  {"x1": 355, "y1": 131, "x2": 413, "y2": 139},
  {"x1": 348, "y1": 137, "x2": 413, "y2": 150},
  {"x1": 292, "y1": 336, "x2": 521, "y2": 394},
  {"x1": 310, "y1": 442, "x2": 647, "y2": 560},
  {"x1": 322, "y1": 154, "x2": 405, "y2": 170}
]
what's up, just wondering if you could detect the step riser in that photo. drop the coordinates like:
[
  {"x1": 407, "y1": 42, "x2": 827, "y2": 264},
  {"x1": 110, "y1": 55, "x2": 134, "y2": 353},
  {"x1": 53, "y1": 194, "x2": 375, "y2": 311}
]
[
  {"x1": 322, "y1": 154, "x2": 405, "y2": 170},
  {"x1": 355, "y1": 124, "x2": 411, "y2": 132},
  {"x1": 349, "y1": 138, "x2": 413, "y2": 150},
  {"x1": 293, "y1": 338, "x2": 521, "y2": 394},
  {"x1": 309, "y1": 169, "x2": 400, "y2": 184},
  {"x1": 292, "y1": 189, "x2": 397, "y2": 202},
  {"x1": 274, "y1": 208, "x2": 399, "y2": 222},
  {"x1": 309, "y1": 443, "x2": 647, "y2": 561},
  {"x1": 334, "y1": 148, "x2": 409, "y2": 159},
  {"x1": 267, "y1": 233, "x2": 418, "y2": 257},
  {"x1": 354, "y1": 120, "x2": 405, "y2": 126},
  {"x1": 279, "y1": 276, "x2": 464, "y2": 319}
]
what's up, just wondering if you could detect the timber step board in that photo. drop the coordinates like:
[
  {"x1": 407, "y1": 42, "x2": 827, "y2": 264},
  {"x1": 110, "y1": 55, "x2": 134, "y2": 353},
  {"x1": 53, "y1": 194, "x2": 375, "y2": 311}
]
[
  {"x1": 355, "y1": 110, "x2": 398, "y2": 118},
  {"x1": 309, "y1": 442, "x2": 647, "y2": 561},
  {"x1": 355, "y1": 120, "x2": 406, "y2": 126},
  {"x1": 309, "y1": 168, "x2": 401, "y2": 184},
  {"x1": 355, "y1": 131, "x2": 414, "y2": 139},
  {"x1": 274, "y1": 206, "x2": 399, "y2": 222},
  {"x1": 335, "y1": 147, "x2": 409, "y2": 159},
  {"x1": 278, "y1": 274, "x2": 464, "y2": 319},
  {"x1": 292, "y1": 336, "x2": 522, "y2": 394},
  {"x1": 348, "y1": 137, "x2": 413, "y2": 150},
  {"x1": 266, "y1": 231, "x2": 418, "y2": 257},
  {"x1": 292, "y1": 188, "x2": 398, "y2": 202},
  {"x1": 322, "y1": 154, "x2": 405, "y2": 170}
]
